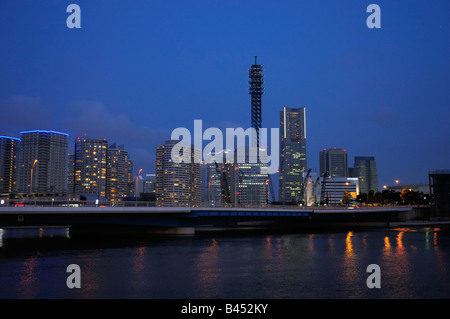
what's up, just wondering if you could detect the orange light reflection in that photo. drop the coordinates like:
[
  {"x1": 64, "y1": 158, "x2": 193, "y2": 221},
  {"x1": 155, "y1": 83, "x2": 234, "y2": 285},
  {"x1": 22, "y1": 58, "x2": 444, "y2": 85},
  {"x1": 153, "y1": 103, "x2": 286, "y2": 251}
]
[
  {"x1": 345, "y1": 231, "x2": 354, "y2": 258},
  {"x1": 18, "y1": 255, "x2": 38, "y2": 298},
  {"x1": 195, "y1": 238, "x2": 220, "y2": 296},
  {"x1": 397, "y1": 232, "x2": 405, "y2": 255},
  {"x1": 384, "y1": 236, "x2": 391, "y2": 254}
]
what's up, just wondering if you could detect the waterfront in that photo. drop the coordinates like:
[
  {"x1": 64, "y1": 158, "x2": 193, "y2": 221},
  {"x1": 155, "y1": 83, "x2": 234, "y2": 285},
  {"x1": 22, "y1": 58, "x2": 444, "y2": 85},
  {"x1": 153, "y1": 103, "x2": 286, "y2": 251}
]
[{"x1": 0, "y1": 227, "x2": 449, "y2": 299}]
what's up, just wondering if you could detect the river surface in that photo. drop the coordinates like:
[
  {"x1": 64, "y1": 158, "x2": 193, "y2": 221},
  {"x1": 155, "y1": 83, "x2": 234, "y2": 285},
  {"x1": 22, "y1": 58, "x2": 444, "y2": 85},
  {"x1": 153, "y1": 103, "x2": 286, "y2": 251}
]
[{"x1": 0, "y1": 227, "x2": 449, "y2": 299}]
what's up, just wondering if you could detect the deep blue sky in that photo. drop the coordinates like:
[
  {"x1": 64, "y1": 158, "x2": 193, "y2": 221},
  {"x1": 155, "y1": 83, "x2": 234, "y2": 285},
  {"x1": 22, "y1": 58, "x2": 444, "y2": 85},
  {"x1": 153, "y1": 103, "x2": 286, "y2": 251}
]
[{"x1": 0, "y1": 0, "x2": 449, "y2": 188}]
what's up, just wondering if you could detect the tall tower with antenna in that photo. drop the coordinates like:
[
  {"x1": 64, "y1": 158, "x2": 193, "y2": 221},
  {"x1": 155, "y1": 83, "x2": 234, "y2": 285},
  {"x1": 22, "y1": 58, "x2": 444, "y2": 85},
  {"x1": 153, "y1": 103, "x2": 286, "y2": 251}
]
[{"x1": 248, "y1": 56, "x2": 264, "y2": 147}]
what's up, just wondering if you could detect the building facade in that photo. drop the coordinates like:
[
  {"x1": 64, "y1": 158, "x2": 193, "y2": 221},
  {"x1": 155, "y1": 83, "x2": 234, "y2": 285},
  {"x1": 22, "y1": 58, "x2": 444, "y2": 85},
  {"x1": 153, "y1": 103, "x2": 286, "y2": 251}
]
[
  {"x1": 17, "y1": 130, "x2": 68, "y2": 194},
  {"x1": 206, "y1": 161, "x2": 225, "y2": 206},
  {"x1": 279, "y1": 106, "x2": 307, "y2": 204},
  {"x1": 0, "y1": 136, "x2": 20, "y2": 194},
  {"x1": 156, "y1": 140, "x2": 201, "y2": 207},
  {"x1": 73, "y1": 137, "x2": 108, "y2": 199},
  {"x1": 305, "y1": 174, "x2": 359, "y2": 206},
  {"x1": 106, "y1": 143, "x2": 133, "y2": 202},
  {"x1": 429, "y1": 170, "x2": 450, "y2": 218},
  {"x1": 127, "y1": 158, "x2": 134, "y2": 198},
  {"x1": 232, "y1": 147, "x2": 270, "y2": 206},
  {"x1": 67, "y1": 153, "x2": 74, "y2": 193},
  {"x1": 203, "y1": 150, "x2": 235, "y2": 207},
  {"x1": 144, "y1": 173, "x2": 156, "y2": 194},
  {"x1": 354, "y1": 156, "x2": 378, "y2": 194},
  {"x1": 319, "y1": 148, "x2": 348, "y2": 178}
]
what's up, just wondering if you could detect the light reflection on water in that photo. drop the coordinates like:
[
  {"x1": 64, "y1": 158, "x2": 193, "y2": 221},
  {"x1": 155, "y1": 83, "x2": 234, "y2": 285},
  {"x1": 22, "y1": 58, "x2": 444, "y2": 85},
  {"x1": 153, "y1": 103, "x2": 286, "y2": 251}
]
[
  {"x1": 18, "y1": 255, "x2": 39, "y2": 298},
  {"x1": 0, "y1": 227, "x2": 449, "y2": 298},
  {"x1": 195, "y1": 238, "x2": 220, "y2": 297}
]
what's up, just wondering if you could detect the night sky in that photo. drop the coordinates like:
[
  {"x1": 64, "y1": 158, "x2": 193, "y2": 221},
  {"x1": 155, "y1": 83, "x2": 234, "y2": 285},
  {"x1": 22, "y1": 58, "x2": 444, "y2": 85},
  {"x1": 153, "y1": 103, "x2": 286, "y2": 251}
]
[{"x1": 0, "y1": 0, "x2": 449, "y2": 190}]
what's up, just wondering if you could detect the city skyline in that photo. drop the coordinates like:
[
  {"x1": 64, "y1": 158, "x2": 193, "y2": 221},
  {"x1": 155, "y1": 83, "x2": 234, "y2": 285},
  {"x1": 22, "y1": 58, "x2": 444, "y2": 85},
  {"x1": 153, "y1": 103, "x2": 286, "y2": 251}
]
[
  {"x1": 1, "y1": 1, "x2": 449, "y2": 188},
  {"x1": 1, "y1": 1, "x2": 449, "y2": 303}
]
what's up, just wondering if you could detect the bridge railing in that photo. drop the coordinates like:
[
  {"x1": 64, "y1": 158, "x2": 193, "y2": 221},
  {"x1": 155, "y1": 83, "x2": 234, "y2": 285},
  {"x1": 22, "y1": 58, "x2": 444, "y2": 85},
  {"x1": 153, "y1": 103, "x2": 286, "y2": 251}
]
[{"x1": 0, "y1": 198, "x2": 420, "y2": 210}]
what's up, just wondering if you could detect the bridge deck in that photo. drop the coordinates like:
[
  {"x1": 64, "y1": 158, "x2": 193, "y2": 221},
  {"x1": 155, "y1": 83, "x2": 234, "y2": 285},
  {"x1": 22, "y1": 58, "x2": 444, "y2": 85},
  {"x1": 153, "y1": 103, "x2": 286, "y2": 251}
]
[
  {"x1": 0, "y1": 206, "x2": 415, "y2": 235},
  {"x1": 0, "y1": 206, "x2": 413, "y2": 215}
]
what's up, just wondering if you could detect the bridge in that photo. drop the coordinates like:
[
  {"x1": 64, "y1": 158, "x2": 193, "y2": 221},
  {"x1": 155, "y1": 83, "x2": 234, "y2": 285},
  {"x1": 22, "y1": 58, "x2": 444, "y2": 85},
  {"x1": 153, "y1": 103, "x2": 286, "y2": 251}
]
[{"x1": 0, "y1": 206, "x2": 417, "y2": 236}]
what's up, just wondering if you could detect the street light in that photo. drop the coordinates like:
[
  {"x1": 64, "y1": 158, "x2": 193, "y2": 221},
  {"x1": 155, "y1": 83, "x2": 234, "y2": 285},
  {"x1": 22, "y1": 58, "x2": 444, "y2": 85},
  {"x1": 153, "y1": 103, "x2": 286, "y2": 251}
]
[{"x1": 30, "y1": 159, "x2": 38, "y2": 196}]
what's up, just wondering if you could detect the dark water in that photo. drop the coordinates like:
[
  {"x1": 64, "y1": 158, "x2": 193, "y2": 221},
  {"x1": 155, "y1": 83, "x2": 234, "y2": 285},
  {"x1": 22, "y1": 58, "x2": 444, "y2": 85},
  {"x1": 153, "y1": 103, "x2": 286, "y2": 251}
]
[{"x1": 0, "y1": 227, "x2": 449, "y2": 299}]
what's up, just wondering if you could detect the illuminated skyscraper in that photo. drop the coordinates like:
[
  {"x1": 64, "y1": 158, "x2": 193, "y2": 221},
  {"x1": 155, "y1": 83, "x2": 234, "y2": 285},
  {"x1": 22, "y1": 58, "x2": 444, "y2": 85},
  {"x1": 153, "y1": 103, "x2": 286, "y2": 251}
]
[
  {"x1": 127, "y1": 158, "x2": 134, "y2": 197},
  {"x1": 319, "y1": 148, "x2": 348, "y2": 178},
  {"x1": 233, "y1": 147, "x2": 269, "y2": 206},
  {"x1": 144, "y1": 173, "x2": 156, "y2": 194},
  {"x1": 67, "y1": 153, "x2": 74, "y2": 192},
  {"x1": 354, "y1": 156, "x2": 378, "y2": 194},
  {"x1": 155, "y1": 140, "x2": 201, "y2": 207},
  {"x1": 279, "y1": 107, "x2": 307, "y2": 204},
  {"x1": 204, "y1": 149, "x2": 234, "y2": 207},
  {"x1": 0, "y1": 136, "x2": 20, "y2": 194},
  {"x1": 17, "y1": 130, "x2": 68, "y2": 194},
  {"x1": 206, "y1": 161, "x2": 224, "y2": 206},
  {"x1": 106, "y1": 143, "x2": 133, "y2": 202},
  {"x1": 73, "y1": 137, "x2": 108, "y2": 199}
]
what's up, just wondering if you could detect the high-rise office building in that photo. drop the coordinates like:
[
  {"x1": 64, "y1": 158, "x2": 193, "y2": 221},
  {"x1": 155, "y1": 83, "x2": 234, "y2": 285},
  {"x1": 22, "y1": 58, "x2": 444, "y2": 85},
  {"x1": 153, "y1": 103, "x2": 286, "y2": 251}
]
[
  {"x1": 127, "y1": 158, "x2": 134, "y2": 197},
  {"x1": 144, "y1": 173, "x2": 156, "y2": 194},
  {"x1": 17, "y1": 130, "x2": 68, "y2": 194},
  {"x1": 316, "y1": 176, "x2": 359, "y2": 206},
  {"x1": 319, "y1": 148, "x2": 348, "y2": 178},
  {"x1": 106, "y1": 143, "x2": 133, "y2": 202},
  {"x1": 233, "y1": 147, "x2": 269, "y2": 206},
  {"x1": 67, "y1": 153, "x2": 74, "y2": 192},
  {"x1": 0, "y1": 136, "x2": 20, "y2": 194},
  {"x1": 205, "y1": 161, "x2": 223, "y2": 206},
  {"x1": 73, "y1": 137, "x2": 108, "y2": 199},
  {"x1": 200, "y1": 162, "x2": 208, "y2": 204},
  {"x1": 354, "y1": 156, "x2": 378, "y2": 194},
  {"x1": 279, "y1": 107, "x2": 307, "y2": 203},
  {"x1": 155, "y1": 140, "x2": 201, "y2": 207},
  {"x1": 203, "y1": 150, "x2": 234, "y2": 207}
]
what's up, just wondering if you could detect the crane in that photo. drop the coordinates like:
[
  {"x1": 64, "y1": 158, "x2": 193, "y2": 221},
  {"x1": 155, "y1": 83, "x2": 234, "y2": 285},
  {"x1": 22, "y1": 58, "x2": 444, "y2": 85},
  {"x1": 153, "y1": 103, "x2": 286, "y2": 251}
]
[
  {"x1": 319, "y1": 171, "x2": 329, "y2": 206},
  {"x1": 214, "y1": 161, "x2": 231, "y2": 205}
]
